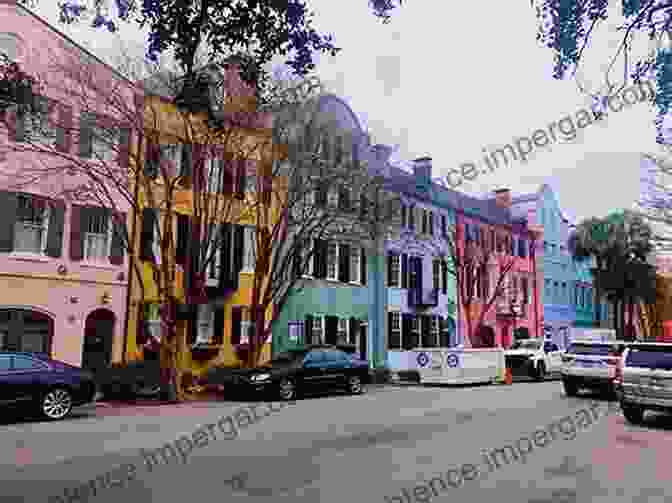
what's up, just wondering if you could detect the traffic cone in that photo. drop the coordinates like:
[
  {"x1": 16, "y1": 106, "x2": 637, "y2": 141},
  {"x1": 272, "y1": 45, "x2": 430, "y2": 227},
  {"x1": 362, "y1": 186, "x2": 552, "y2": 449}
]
[{"x1": 504, "y1": 367, "x2": 513, "y2": 385}]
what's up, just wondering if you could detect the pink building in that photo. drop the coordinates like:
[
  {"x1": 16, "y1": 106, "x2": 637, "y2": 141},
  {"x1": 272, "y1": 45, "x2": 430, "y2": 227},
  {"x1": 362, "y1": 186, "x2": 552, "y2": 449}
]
[
  {"x1": 456, "y1": 190, "x2": 543, "y2": 348},
  {"x1": 0, "y1": 0, "x2": 133, "y2": 367}
]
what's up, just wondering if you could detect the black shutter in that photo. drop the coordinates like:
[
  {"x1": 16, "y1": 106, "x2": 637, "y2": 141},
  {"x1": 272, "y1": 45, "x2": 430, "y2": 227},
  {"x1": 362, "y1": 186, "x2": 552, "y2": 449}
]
[
  {"x1": 140, "y1": 208, "x2": 156, "y2": 261},
  {"x1": 231, "y1": 307, "x2": 242, "y2": 345},
  {"x1": 360, "y1": 248, "x2": 367, "y2": 285},
  {"x1": 325, "y1": 316, "x2": 338, "y2": 345},
  {"x1": 304, "y1": 315, "x2": 313, "y2": 345},
  {"x1": 429, "y1": 212, "x2": 433, "y2": 235},
  {"x1": 109, "y1": 211, "x2": 126, "y2": 265},
  {"x1": 313, "y1": 239, "x2": 325, "y2": 279},
  {"x1": 235, "y1": 159, "x2": 246, "y2": 199},
  {"x1": 387, "y1": 254, "x2": 394, "y2": 286},
  {"x1": 416, "y1": 256, "x2": 423, "y2": 293},
  {"x1": 180, "y1": 144, "x2": 193, "y2": 178},
  {"x1": 401, "y1": 314, "x2": 414, "y2": 350},
  {"x1": 401, "y1": 254, "x2": 408, "y2": 289},
  {"x1": 232, "y1": 225, "x2": 244, "y2": 289},
  {"x1": 421, "y1": 315, "x2": 432, "y2": 347},
  {"x1": 339, "y1": 244, "x2": 350, "y2": 282},
  {"x1": 441, "y1": 260, "x2": 448, "y2": 295},
  {"x1": 79, "y1": 112, "x2": 94, "y2": 158},
  {"x1": 349, "y1": 317, "x2": 360, "y2": 346},
  {"x1": 387, "y1": 312, "x2": 397, "y2": 349},
  {"x1": 213, "y1": 306, "x2": 225, "y2": 344},
  {"x1": 219, "y1": 223, "x2": 232, "y2": 288},
  {"x1": 175, "y1": 214, "x2": 189, "y2": 266},
  {"x1": 292, "y1": 239, "x2": 302, "y2": 279},
  {"x1": 11, "y1": 108, "x2": 26, "y2": 142},
  {"x1": 0, "y1": 191, "x2": 17, "y2": 252},
  {"x1": 69, "y1": 205, "x2": 83, "y2": 260},
  {"x1": 401, "y1": 205, "x2": 407, "y2": 227}
]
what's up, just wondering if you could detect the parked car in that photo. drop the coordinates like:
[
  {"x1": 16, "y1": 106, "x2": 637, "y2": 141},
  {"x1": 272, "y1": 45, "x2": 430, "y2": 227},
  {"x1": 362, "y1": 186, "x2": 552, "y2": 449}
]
[
  {"x1": 0, "y1": 352, "x2": 96, "y2": 420},
  {"x1": 618, "y1": 342, "x2": 672, "y2": 425},
  {"x1": 561, "y1": 340, "x2": 628, "y2": 397},
  {"x1": 505, "y1": 339, "x2": 563, "y2": 380},
  {"x1": 95, "y1": 359, "x2": 161, "y2": 401},
  {"x1": 202, "y1": 346, "x2": 370, "y2": 400}
]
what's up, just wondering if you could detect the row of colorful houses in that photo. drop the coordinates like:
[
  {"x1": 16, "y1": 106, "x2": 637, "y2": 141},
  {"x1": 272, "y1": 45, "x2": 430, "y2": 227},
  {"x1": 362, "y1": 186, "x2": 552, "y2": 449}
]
[{"x1": 0, "y1": 0, "x2": 624, "y2": 379}]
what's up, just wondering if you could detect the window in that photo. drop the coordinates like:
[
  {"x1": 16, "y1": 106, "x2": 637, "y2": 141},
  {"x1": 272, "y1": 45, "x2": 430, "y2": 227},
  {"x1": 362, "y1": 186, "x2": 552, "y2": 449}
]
[
  {"x1": 337, "y1": 318, "x2": 348, "y2": 345},
  {"x1": 207, "y1": 227, "x2": 222, "y2": 280},
  {"x1": 327, "y1": 186, "x2": 339, "y2": 207},
  {"x1": 388, "y1": 254, "x2": 400, "y2": 287},
  {"x1": 428, "y1": 211, "x2": 434, "y2": 235},
  {"x1": 433, "y1": 259, "x2": 440, "y2": 290},
  {"x1": 388, "y1": 311, "x2": 401, "y2": 349},
  {"x1": 240, "y1": 307, "x2": 252, "y2": 344},
  {"x1": 195, "y1": 304, "x2": 215, "y2": 345},
  {"x1": 561, "y1": 282, "x2": 567, "y2": 304},
  {"x1": 23, "y1": 96, "x2": 57, "y2": 146},
  {"x1": 544, "y1": 279, "x2": 551, "y2": 298},
  {"x1": 92, "y1": 123, "x2": 120, "y2": 162},
  {"x1": 142, "y1": 303, "x2": 161, "y2": 347},
  {"x1": 350, "y1": 247, "x2": 361, "y2": 283},
  {"x1": 311, "y1": 316, "x2": 324, "y2": 345},
  {"x1": 151, "y1": 212, "x2": 161, "y2": 264},
  {"x1": 327, "y1": 242, "x2": 338, "y2": 280},
  {"x1": 242, "y1": 226, "x2": 256, "y2": 272},
  {"x1": 431, "y1": 316, "x2": 440, "y2": 346},
  {"x1": 553, "y1": 281, "x2": 559, "y2": 302},
  {"x1": 83, "y1": 210, "x2": 111, "y2": 261},
  {"x1": 338, "y1": 187, "x2": 350, "y2": 211},
  {"x1": 14, "y1": 195, "x2": 49, "y2": 254}
]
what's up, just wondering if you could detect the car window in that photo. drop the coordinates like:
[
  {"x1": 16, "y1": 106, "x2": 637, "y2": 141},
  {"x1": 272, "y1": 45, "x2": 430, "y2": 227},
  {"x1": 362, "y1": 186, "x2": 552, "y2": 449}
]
[
  {"x1": 0, "y1": 355, "x2": 11, "y2": 371},
  {"x1": 626, "y1": 346, "x2": 672, "y2": 369},
  {"x1": 13, "y1": 356, "x2": 47, "y2": 370},
  {"x1": 567, "y1": 343, "x2": 611, "y2": 356},
  {"x1": 512, "y1": 340, "x2": 541, "y2": 350},
  {"x1": 304, "y1": 351, "x2": 325, "y2": 364},
  {"x1": 324, "y1": 349, "x2": 349, "y2": 362}
]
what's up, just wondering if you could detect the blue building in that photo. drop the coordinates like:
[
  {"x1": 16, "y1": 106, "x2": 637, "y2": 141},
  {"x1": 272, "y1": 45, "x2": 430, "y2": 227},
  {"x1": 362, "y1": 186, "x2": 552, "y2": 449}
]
[{"x1": 511, "y1": 184, "x2": 604, "y2": 349}]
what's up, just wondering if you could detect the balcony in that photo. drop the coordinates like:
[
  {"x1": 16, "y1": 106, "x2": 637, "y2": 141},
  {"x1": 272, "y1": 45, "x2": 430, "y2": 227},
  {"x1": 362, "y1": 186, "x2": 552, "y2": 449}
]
[{"x1": 409, "y1": 287, "x2": 439, "y2": 308}]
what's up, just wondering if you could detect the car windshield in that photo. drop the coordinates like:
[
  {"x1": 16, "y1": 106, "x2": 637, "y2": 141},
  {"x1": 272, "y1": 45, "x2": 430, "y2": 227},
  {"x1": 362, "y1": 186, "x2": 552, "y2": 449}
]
[
  {"x1": 626, "y1": 346, "x2": 672, "y2": 369},
  {"x1": 511, "y1": 340, "x2": 540, "y2": 350},
  {"x1": 567, "y1": 343, "x2": 612, "y2": 356},
  {"x1": 269, "y1": 352, "x2": 305, "y2": 365}
]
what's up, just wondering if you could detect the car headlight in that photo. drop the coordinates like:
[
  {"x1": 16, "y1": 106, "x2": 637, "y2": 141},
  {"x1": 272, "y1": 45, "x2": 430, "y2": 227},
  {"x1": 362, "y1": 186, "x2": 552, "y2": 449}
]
[{"x1": 251, "y1": 373, "x2": 271, "y2": 382}]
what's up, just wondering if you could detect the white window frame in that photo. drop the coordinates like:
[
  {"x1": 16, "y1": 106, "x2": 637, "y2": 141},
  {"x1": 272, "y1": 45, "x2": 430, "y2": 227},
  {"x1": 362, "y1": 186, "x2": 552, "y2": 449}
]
[
  {"x1": 326, "y1": 241, "x2": 338, "y2": 280},
  {"x1": 311, "y1": 315, "x2": 324, "y2": 345},
  {"x1": 337, "y1": 318, "x2": 348, "y2": 345},
  {"x1": 242, "y1": 226, "x2": 256, "y2": 273},
  {"x1": 83, "y1": 211, "x2": 112, "y2": 262},
  {"x1": 195, "y1": 303, "x2": 215, "y2": 345},
  {"x1": 389, "y1": 311, "x2": 401, "y2": 349},
  {"x1": 349, "y1": 246, "x2": 361, "y2": 284},
  {"x1": 388, "y1": 253, "x2": 400, "y2": 287},
  {"x1": 14, "y1": 195, "x2": 50, "y2": 255}
]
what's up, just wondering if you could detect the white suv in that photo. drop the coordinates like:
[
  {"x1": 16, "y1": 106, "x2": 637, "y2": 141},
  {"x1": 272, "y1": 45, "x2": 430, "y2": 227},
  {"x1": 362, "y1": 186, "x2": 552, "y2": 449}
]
[
  {"x1": 505, "y1": 339, "x2": 563, "y2": 380},
  {"x1": 619, "y1": 343, "x2": 672, "y2": 425}
]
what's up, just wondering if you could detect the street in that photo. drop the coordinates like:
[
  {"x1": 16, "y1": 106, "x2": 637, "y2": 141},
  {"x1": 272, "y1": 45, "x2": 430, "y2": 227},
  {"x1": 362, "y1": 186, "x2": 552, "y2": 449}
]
[{"x1": 1, "y1": 382, "x2": 671, "y2": 503}]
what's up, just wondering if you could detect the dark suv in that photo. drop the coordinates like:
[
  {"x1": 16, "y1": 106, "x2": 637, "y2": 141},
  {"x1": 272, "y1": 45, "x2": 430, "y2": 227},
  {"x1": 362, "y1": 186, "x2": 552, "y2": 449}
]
[{"x1": 0, "y1": 352, "x2": 96, "y2": 420}]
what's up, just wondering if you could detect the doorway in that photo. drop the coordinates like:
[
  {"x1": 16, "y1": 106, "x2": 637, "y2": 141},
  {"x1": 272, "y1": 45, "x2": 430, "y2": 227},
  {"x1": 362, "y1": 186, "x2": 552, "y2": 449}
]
[
  {"x1": 82, "y1": 309, "x2": 115, "y2": 371},
  {"x1": 359, "y1": 323, "x2": 367, "y2": 361}
]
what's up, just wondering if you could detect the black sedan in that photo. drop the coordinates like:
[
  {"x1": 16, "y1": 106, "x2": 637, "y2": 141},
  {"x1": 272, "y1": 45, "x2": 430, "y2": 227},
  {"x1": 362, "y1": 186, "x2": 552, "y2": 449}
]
[
  {"x1": 0, "y1": 352, "x2": 96, "y2": 420},
  {"x1": 203, "y1": 346, "x2": 370, "y2": 401}
]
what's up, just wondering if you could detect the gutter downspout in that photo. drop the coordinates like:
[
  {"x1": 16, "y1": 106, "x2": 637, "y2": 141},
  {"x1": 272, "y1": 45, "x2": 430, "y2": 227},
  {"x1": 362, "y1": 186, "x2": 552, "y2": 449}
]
[{"x1": 122, "y1": 165, "x2": 141, "y2": 365}]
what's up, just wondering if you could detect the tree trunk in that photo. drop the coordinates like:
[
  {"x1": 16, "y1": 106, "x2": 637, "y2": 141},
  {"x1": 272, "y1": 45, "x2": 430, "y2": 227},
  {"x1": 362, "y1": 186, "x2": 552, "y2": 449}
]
[{"x1": 158, "y1": 299, "x2": 181, "y2": 402}]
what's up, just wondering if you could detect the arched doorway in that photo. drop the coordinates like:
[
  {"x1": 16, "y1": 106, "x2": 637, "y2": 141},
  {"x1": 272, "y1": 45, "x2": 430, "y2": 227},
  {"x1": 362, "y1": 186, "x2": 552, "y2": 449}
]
[
  {"x1": 0, "y1": 308, "x2": 53, "y2": 354},
  {"x1": 82, "y1": 309, "x2": 115, "y2": 371}
]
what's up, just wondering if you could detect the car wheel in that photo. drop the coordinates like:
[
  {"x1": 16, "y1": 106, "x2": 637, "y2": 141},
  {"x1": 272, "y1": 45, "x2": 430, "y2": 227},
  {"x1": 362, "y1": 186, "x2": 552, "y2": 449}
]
[
  {"x1": 622, "y1": 403, "x2": 645, "y2": 425},
  {"x1": 347, "y1": 375, "x2": 364, "y2": 394},
  {"x1": 278, "y1": 378, "x2": 296, "y2": 401},
  {"x1": 535, "y1": 362, "x2": 546, "y2": 381},
  {"x1": 41, "y1": 388, "x2": 74, "y2": 420},
  {"x1": 563, "y1": 378, "x2": 579, "y2": 396}
]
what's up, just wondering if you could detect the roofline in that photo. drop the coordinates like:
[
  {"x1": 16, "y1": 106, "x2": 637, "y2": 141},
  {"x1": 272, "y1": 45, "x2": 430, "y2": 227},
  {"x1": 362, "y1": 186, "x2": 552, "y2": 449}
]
[{"x1": 16, "y1": 2, "x2": 137, "y2": 88}]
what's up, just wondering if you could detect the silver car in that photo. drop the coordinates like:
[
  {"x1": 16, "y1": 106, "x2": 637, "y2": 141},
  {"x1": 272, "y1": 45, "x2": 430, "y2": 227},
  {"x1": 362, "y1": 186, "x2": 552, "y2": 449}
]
[
  {"x1": 619, "y1": 342, "x2": 672, "y2": 425},
  {"x1": 561, "y1": 341, "x2": 628, "y2": 397}
]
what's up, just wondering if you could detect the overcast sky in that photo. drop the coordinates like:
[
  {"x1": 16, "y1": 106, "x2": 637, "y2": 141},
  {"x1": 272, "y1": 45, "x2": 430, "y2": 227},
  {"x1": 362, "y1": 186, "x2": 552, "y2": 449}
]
[{"x1": 27, "y1": 0, "x2": 666, "y2": 223}]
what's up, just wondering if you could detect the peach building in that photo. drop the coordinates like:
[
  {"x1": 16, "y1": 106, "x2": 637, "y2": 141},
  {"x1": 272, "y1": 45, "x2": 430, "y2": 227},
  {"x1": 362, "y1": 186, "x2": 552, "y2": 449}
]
[{"x1": 0, "y1": 0, "x2": 133, "y2": 367}]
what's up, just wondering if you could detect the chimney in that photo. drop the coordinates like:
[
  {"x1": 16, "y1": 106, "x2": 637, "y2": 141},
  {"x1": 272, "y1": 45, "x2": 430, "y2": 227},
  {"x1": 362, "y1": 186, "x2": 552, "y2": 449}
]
[
  {"x1": 494, "y1": 188, "x2": 511, "y2": 208},
  {"x1": 413, "y1": 157, "x2": 432, "y2": 182}
]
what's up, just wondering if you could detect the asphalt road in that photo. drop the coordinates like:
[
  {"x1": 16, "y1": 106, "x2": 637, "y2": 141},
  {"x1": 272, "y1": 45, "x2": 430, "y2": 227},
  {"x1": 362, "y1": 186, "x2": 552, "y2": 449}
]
[{"x1": 1, "y1": 381, "x2": 671, "y2": 503}]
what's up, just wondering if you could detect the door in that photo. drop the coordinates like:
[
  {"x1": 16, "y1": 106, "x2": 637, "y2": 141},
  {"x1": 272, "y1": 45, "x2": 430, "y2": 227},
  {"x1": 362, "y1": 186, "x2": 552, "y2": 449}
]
[
  {"x1": 82, "y1": 309, "x2": 115, "y2": 372},
  {"x1": 324, "y1": 316, "x2": 339, "y2": 346},
  {"x1": 0, "y1": 355, "x2": 13, "y2": 404},
  {"x1": 359, "y1": 323, "x2": 367, "y2": 362},
  {"x1": 301, "y1": 350, "x2": 327, "y2": 391}
]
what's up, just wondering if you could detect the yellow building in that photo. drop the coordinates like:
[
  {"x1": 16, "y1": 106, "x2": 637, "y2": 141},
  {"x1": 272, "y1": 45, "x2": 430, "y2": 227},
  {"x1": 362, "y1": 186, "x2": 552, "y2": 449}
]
[{"x1": 121, "y1": 64, "x2": 285, "y2": 377}]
